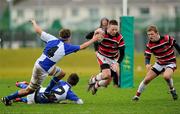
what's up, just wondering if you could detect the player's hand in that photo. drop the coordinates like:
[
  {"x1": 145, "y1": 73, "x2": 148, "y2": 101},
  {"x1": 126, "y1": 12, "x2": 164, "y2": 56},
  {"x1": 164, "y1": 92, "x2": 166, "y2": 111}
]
[
  {"x1": 146, "y1": 64, "x2": 152, "y2": 71},
  {"x1": 97, "y1": 34, "x2": 104, "y2": 41},
  {"x1": 76, "y1": 99, "x2": 84, "y2": 105},
  {"x1": 92, "y1": 33, "x2": 103, "y2": 42},
  {"x1": 111, "y1": 63, "x2": 119, "y2": 72},
  {"x1": 94, "y1": 28, "x2": 104, "y2": 35},
  {"x1": 29, "y1": 18, "x2": 36, "y2": 24},
  {"x1": 91, "y1": 28, "x2": 105, "y2": 42}
]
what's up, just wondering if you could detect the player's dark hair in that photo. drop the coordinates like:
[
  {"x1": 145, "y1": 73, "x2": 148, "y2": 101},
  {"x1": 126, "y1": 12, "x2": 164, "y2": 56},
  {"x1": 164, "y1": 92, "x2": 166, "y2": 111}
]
[
  {"x1": 67, "y1": 73, "x2": 79, "y2": 86},
  {"x1": 59, "y1": 29, "x2": 71, "y2": 40},
  {"x1": 147, "y1": 25, "x2": 159, "y2": 33},
  {"x1": 109, "y1": 20, "x2": 118, "y2": 26}
]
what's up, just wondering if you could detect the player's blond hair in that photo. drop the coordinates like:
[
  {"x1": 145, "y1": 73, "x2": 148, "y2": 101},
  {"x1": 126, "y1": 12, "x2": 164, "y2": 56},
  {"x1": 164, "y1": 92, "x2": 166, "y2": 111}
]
[{"x1": 147, "y1": 25, "x2": 159, "y2": 33}]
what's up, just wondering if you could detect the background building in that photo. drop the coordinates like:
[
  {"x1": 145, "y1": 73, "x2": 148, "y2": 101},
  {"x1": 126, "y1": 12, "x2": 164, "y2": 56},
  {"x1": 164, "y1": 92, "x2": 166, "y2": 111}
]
[{"x1": 0, "y1": 0, "x2": 180, "y2": 50}]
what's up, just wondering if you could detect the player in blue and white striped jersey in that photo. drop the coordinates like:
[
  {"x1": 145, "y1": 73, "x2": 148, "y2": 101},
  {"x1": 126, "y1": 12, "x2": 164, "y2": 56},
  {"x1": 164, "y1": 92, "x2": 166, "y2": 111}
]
[
  {"x1": 14, "y1": 73, "x2": 83, "y2": 105},
  {"x1": 1, "y1": 19, "x2": 102, "y2": 106}
]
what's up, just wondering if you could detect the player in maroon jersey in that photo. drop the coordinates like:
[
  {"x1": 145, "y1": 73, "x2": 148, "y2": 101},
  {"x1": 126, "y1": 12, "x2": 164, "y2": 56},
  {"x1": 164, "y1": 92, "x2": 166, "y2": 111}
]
[
  {"x1": 86, "y1": 18, "x2": 120, "y2": 87},
  {"x1": 87, "y1": 20, "x2": 125, "y2": 95},
  {"x1": 132, "y1": 25, "x2": 180, "y2": 101}
]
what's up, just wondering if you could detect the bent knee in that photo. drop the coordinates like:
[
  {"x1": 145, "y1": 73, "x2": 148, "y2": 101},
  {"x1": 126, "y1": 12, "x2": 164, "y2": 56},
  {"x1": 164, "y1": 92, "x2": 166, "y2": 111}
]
[
  {"x1": 103, "y1": 77, "x2": 112, "y2": 86},
  {"x1": 163, "y1": 75, "x2": 171, "y2": 80},
  {"x1": 49, "y1": 67, "x2": 66, "y2": 78},
  {"x1": 103, "y1": 74, "x2": 111, "y2": 80},
  {"x1": 106, "y1": 79, "x2": 111, "y2": 85},
  {"x1": 61, "y1": 71, "x2": 66, "y2": 77},
  {"x1": 57, "y1": 71, "x2": 66, "y2": 79}
]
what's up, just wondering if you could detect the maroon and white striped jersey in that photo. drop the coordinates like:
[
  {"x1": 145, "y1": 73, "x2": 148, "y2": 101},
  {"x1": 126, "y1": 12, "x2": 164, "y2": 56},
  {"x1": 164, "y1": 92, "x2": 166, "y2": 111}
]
[
  {"x1": 98, "y1": 33, "x2": 125, "y2": 60},
  {"x1": 145, "y1": 35, "x2": 176, "y2": 65}
]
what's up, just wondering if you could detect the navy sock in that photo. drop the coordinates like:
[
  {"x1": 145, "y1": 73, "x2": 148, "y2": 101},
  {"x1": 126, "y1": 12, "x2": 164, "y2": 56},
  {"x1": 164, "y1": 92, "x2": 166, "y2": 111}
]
[
  {"x1": 6, "y1": 91, "x2": 19, "y2": 100},
  {"x1": 45, "y1": 77, "x2": 59, "y2": 93},
  {"x1": 21, "y1": 98, "x2": 28, "y2": 103}
]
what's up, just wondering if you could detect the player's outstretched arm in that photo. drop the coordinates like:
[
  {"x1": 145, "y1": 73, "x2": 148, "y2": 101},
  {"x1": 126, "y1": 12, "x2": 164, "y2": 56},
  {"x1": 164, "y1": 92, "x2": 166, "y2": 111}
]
[
  {"x1": 75, "y1": 99, "x2": 83, "y2": 104},
  {"x1": 29, "y1": 19, "x2": 43, "y2": 36},
  {"x1": 80, "y1": 28, "x2": 104, "y2": 50},
  {"x1": 80, "y1": 35, "x2": 98, "y2": 50}
]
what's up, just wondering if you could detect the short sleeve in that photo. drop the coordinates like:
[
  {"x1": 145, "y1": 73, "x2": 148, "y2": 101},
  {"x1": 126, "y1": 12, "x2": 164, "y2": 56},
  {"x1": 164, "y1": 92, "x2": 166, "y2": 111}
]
[
  {"x1": 40, "y1": 31, "x2": 58, "y2": 43},
  {"x1": 64, "y1": 43, "x2": 80, "y2": 55}
]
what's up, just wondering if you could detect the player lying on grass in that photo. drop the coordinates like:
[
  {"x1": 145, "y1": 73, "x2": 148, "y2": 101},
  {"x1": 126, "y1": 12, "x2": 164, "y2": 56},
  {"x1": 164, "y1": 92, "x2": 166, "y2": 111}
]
[
  {"x1": 132, "y1": 25, "x2": 180, "y2": 101},
  {"x1": 13, "y1": 73, "x2": 83, "y2": 104},
  {"x1": 1, "y1": 19, "x2": 103, "y2": 106}
]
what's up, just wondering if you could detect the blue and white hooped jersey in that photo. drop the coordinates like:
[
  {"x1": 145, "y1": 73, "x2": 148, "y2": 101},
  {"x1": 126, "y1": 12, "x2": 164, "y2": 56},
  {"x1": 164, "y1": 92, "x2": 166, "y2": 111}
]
[
  {"x1": 34, "y1": 80, "x2": 80, "y2": 103},
  {"x1": 51, "y1": 80, "x2": 80, "y2": 102},
  {"x1": 36, "y1": 31, "x2": 80, "y2": 72}
]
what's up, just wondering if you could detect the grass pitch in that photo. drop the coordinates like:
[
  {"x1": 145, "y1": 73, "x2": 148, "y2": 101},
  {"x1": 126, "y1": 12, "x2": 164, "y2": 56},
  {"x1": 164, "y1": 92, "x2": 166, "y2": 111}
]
[{"x1": 0, "y1": 48, "x2": 180, "y2": 114}]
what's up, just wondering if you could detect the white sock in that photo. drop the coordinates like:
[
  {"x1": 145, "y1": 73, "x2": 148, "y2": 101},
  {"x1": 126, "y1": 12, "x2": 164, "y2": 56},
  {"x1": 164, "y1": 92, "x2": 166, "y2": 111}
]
[
  {"x1": 165, "y1": 78, "x2": 174, "y2": 90},
  {"x1": 137, "y1": 80, "x2": 146, "y2": 94}
]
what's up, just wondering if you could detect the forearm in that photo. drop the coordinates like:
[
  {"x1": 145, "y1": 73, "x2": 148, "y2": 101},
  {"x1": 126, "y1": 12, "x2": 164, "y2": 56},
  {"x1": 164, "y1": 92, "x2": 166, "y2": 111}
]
[
  {"x1": 85, "y1": 31, "x2": 94, "y2": 39},
  {"x1": 117, "y1": 46, "x2": 125, "y2": 64},
  {"x1": 80, "y1": 39, "x2": 96, "y2": 50},
  {"x1": 30, "y1": 20, "x2": 42, "y2": 36},
  {"x1": 174, "y1": 42, "x2": 180, "y2": 54},
  {"x1": 145, "y1": 53, "x2": 151, "y2": 65},
  {"x1": 81, "y1": 29, "x2": 103, "y2": 49},
  {"x1": 32, "y1": 23, "x2": 42, "y2": 36},
  {"x1": 94, "y1": 42, "x2": 99, "y2": 51}
]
